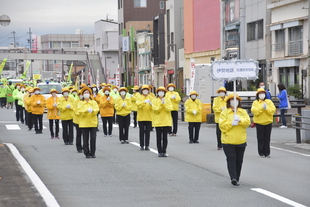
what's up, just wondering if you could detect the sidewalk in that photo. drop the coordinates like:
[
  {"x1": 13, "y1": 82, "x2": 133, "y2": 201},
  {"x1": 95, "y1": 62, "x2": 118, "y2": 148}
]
[{"x1": 0, "y1": 141, "x2": 45, "y2": 207}]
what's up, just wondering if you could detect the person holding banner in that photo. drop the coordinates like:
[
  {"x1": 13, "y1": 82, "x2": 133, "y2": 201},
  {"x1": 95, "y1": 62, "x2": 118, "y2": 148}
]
[
  {"x1": 46, "y1": 89, "x2": 60, "y2": 139},
  {"x1": 165, "y1": 83, "x2": 181, "y2": 136},
  {"x1": 212, "y1": 87, "x2": 227, "y2": 150},
  {"x1": 251, "y1": 88, "x2": 276, "y2": 158},
  {"x1": 219, "y1": 93, "x2": 250, "y2": 186}
]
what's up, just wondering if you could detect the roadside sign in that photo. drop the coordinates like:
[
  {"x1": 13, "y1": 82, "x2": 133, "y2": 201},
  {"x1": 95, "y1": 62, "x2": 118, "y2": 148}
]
[{"x1": 33, "y1": 74, "x2": 41, "y2": 80}]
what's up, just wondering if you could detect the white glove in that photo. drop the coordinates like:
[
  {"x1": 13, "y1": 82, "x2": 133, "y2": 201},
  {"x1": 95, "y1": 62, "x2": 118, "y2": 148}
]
[
  {"x1": 221, "y1": 107, "x2": 226, "y2": 111},
  {"x1": 234, "y1": 115, "x2": 240, "y2": 122},
  {"x1": 93, "y1": 94, "x2": 96, "y2": 98},
  {"x1": 122, "y1": 102, "x2": 126, "y2": 107},
  {"x1": 232, "y1": 120, "x2": 239, "y2": 126},
  {"x1": 144, "y1": 99, "x2": 150, "y2": 103},
  {"x1": 107, "y1": 97, "x2": 110, "y2": 101},
  {"x1": 88, "y1": 108, "x2": 92, "y2": 113},
  {"x1": 66, "y1": 104, "x2": 71, "y2": 109},
  {"x1": 37, "y1": 101, "x2": 41, "y2": 105},
  {"x1": 192, "y1": 110, "x2": 197, "y2": 115},
  {"x1": 130, "y1": 94, "x2": 133, "y2": 97},
  {"x1": 53, "y1": 103, "x2": 57, "y2": 107},
  {"x1": 162, "y1": 98, "x2": 165, "y2": 104},
  {"x1": 172, "y1": 95, "x2": 176, "y2": 99},
  {"x1": 262, "y1": 103, "x2": 267, "y2": 110}
]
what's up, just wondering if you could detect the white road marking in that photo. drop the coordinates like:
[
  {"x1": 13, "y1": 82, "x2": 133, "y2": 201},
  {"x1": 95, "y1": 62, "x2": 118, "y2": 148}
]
[
  {"x1": 130, "y1": 141, "x2": 158, "y2": 154},
  {"x1": 271, "y1": 146, "x2": 310, "y2": 157},
  {"x1": 43, "y1": 125, "x2": 47, "y2": 129},
  {"x1": 251, "y1": 188, "x2": 307, "y2": 207},
  {"x1": 5, "y1": 125, "x2": 21, "y2": 130},
  {"x1": 4, "y1": 143, "x2": 60, "y2": 207}
]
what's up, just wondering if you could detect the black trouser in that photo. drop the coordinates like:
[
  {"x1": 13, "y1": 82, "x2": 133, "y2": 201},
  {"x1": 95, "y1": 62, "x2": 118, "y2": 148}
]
[
  {"x1": 33, "y1": 114, "x2": 43, "y2": 133},
  {"x1": 188, "y1": 122, "x2": 201, "y2": 142},
  {"x1": 74, "y1": 123, "x2": 83, "y2": 151},
  {"x1": 255, "y1": 123, "x2": 272, "y2": 156},
  {"x1": 223, "y1": 144, "x2": 246, "y2": 181},
  {"x1": 156, "y1": 127, "x2": 169, "y2": 154},
  {"x1": 280, "y1": 109, "x2": 287, "y2": 126},
  {"x1": 118, "y1": 114, "x2": 130, "y2": 141},
  {"x1": 216, "y1": 123, "x2": 222, "y2": 148},
  {"x1": 101, "y1": 117, "x2": 113, "y2": 135},
  {"x1": 62, "y1": 119, "x2": 73, "y2": 144},
  {"x1": 113, "y1": 109, "x2": 118, "y2": 124},
  {"x1": 15, "y1": 101, "x2": 21, "y2": 121},
  {"x1": 138, "y1": 121, "x2": 152, "y2": 147},
  {"x1": 82, "y1": 127, "x2": 96, "y2": 156},
  {"x1": 24, "y1": 110, "x2": 29, "y2": 126},
  {"x1": 28, "y1": 112, "x2": 33, "y2": 130},
  {"x1": 49, "y1": 119, "x2": 59, "y2": 137},
  {"x1": 0, "y1": 97, "x2": 6, "y2": 107},
  {"x1": 133, "y1": 111, "x2": 137, "y2": 127},
  {"x1": 19, "y1": 106, "x2": 25, "y2": 123},
  {"x1": 169, "y1": 111, "x2": 178, "y2": 134}
]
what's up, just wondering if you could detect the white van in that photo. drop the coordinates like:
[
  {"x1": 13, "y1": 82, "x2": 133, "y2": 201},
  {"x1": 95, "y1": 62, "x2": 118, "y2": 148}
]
[{"x1": 37, "y1": 82, "x2": 62, "y2": 100}]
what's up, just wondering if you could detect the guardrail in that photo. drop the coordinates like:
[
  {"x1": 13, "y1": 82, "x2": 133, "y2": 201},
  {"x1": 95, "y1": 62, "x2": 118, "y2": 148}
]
[{"x1": 292, "y1": 115, "x2": 310, "y2": 144}]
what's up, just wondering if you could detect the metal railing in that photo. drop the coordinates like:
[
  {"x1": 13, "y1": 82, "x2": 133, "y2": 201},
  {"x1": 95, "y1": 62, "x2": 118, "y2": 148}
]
[
  {"x1": 288, "y1": 40, "x2": 303, "y2": 56},
  {"x1": 292, "y1": 115, "x2": 310, "y2": 143}
]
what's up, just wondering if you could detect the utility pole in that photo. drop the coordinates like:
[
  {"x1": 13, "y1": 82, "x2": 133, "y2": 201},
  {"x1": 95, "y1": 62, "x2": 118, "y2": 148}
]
[
  {"x1": 12, "y1": 31, "x2": 16, "y2": 47},
  {"x1": 28, "y1": 27, "x2": 33, "y2": 78}
]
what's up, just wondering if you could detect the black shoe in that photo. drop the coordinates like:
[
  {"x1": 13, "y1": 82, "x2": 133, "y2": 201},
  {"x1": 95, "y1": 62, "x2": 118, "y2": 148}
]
[
  {"x1": 140, "y1": 147, "x2": 144, "y2": 151},
  {"x1": 189, "y1": 140, "x2": 193, "y2": 144},
  {"x1": 69, "y1": 142, "x2": 73, "y2": 145},
  {"x1": 28, "y1": 128, "x2": 32, "y2": 131},
  {"x1": 21, "y1": 121, "x2": 24, "y2": 124},
  {"x1": 194, "y1": 140, "x2": 199, "y2": 143},
  {"x1": 144, "y1": 147, "x2": 150, "y2": 151},
  {"x1": 65, "y1": 142, "x2": 69, "y2": 145},
  {"x1": 121, "y1": 140, "x2": 125, "y2": 144},
  {"x1": 77, "y1": 150, "x2": 83, "y2": 153},
  {"x1": 91, "y1": 155, "x2": 96, "y2": 158},
  {"x1": 158, "y1": 153, "x2": 163, "y2": 157},
  {"x1": 162, "y1": 153, "x2": 167, "y2": 157},
  {"x1": 35, "y1": 131, "x2": 40, "y2": 134},
  {"x1": 231, "y1": 179, "x2": 240, "y2": 186},
  {"x1": 133, "y1": 126, "x2": 137, "y2": 128},
  {"x1": 86, "y1": 155, "x2": 91, "y2": 158}
]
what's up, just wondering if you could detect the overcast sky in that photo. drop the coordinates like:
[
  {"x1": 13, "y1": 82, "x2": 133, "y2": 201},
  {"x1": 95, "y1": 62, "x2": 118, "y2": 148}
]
[{"x1": 0, "y1": 0, "x2": 117, "y2": 47}]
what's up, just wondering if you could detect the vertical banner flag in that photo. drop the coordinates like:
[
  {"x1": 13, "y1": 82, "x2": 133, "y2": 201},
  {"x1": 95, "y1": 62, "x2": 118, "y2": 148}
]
[
  {"x1": 88, "y1": 68, "x2": 93, "y2": 85},
  {"x1": 151, "y1": 61, "x2": 155, "y2": 85},
  {"x1": 20, "y1": 61, "x2": 31, "y2": 79},
  {"x1": 75, "y1": 75, "x2": 80, "y2": 89},
  {"x1": 164, "y1": 61, "x2": 168, "y2": 86},
  {"x1": 115, "y1": 64, "x2": 120, "y2": 87},
  {"x1": 81, "y1": 69, "x2": 84, "y2": 83},
  {"x1": 67, "y1": 62, "x2": 73, "y2": 82},
  {"x1": 189, "y1": 59, "x2": 196, "y2": 92},
  {"x1": 0, "y1": 58, "x2": 8, "y2": 75},
  {"x1": 134, "y1": 66, "x2": 138, "y2": 85},
  {"x1": 96, "y1": 69, "x2": 99, "y2": 87}
]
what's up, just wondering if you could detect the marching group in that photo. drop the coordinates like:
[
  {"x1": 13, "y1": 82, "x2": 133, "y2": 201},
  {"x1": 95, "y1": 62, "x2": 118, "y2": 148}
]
[{"x1": 1, "y1": 80, "x2": 290, "y2": 186}]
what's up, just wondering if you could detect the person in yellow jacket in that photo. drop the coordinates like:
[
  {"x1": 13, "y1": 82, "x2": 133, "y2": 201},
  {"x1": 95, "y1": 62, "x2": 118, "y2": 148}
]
[
  {"x1": 219, "y1": 93, "x2": 250, "y2": 186},
  {"x1": 152, "y1": 86, "x2": 173, "y2": 157},
  {"x1": 99, "y1": 87, "x2": 115, "y2": 137},
  {"x1": 73, "y1": 90, "x2": 84, "y2": 153},
  {"x1": 46, "y1": 89, "x2": 60, "y2": 139},
  {"x1": 251, "y1": 88, "x2": 276, "y2": 158},
  {"x1": 212, "y1": 87, "x2": 228, "y2": 149},
  {"x1": 115, "y1": 87, "x2": 132, "y2": 144},
  {"x1": 57, "y1": 88, "x2": 75, "y2": 145},
  {"x1": 136, "y1": 85, "x2": 153, "y2": 150},
  {"x1": 16, "y1": 84, "x2": 26, "y2": 124},
  {"x1": 30, "y1": 87, "x2": 46, "y2": 134},
  {"x1": 25, "y1": 87, "x2": 34, "y2": 131},
  {"x1": 165, "y1": 83, "x2": 181, "y2": 136},
  {"x1": 23, "y1": 87, "x2": 31, "y2": 127},
  {"x1": 77, "y1": 87, "x2": 99, "y2": 158},
  {"x1": 131, "y1": 85, "x2": 140, "y2": 128},
  {"x1": 185, "y1": 91, "x2": 202, "y2": 144},
  {"x1": 111, "y1": 85, "x2": 119, "y2": 124}
]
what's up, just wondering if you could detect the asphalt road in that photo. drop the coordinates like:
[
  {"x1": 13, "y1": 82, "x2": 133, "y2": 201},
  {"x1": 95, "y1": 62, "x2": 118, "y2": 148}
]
[{"x1": 0, "y1": 107, "x2": 309, "y2": 207}]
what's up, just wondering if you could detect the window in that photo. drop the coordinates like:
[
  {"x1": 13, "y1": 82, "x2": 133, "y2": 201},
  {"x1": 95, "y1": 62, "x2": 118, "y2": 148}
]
[
  {"x1": 247, "y1": 19, "x2": 263, "y2": 41},
  {"x1": 52, "y1": 41, "x2": 61, "y2": 48},
  {"x1": 288, "y1": 26, "x2": 303, "y2": 56},
  {"x1": 134, "y1": 0, "x2": 147, "y2": 8},
  {"x1": 275, "y1": 29, "x2": 285, "y2": 50},
  {"x1": 72, "y1": 41, "x2": 79, "y2": 48},
  {"x1": 62, "y1": 41, "x2": 71, "y2": 48},
  {"x1": 96, "y1": 38, "x2": 100, "y2": 46}
]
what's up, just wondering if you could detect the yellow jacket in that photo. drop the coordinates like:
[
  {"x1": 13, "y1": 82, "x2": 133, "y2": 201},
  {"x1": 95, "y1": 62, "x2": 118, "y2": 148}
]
[
  {"x1": 57, "y1": 96, "x2": 75, "y2": 120},
  {"x1": 185, "y1": 98, "x2": 202, "y2": 122},
  {"x1": 251, "y1": 99, "x2": 276, "y2": 125},
  {"x1": 76, "y1": 99, "x2": 99, "y2": 128},
  {"x1": 46, "y1": 96, "x2": 60, "y2": 120},
  {"x1": 152, "y1": 97, "x2": 173, "y2": 127},
  {"x1": 115, "y1": 96, "x2": 132, "y2": 116},
  {"x1": 219, "y1": 108, "x2": 250, "y2": 145},
  {"x1": 30, "y1": 94, "x2": 46, "y2": 115},
  {"x1": 165, "y1": 91, "x2": 181, "y2": 111},
  {"x1": 73, "y1": 99, "x2": 82, "y2": 124},
  {"x1": 212, "y1": 96, "x2": 227, "y2": 123},
  {"x1": 136, "y1": 94, "x2": 153, "y2": 121},
  {"x1": 131, "y1": 92, "x2": 140, "y2": 111},
  {"x1": 99, "y1": 95, "x2": 115, "y2": 117},
  {"x1": 23, "y1": 93, "x2": 30, "y2": 112}
]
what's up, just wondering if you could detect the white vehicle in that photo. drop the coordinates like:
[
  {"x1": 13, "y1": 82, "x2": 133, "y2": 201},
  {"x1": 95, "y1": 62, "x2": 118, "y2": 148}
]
[{"x1": 37, "y1": 82, "x2": 62, "y2": 100}]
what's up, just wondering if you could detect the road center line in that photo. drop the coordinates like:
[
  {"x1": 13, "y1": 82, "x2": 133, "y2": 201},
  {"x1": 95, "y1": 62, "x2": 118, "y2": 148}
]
[
  {"x1": 4, "y1": 143, "x2": 60, "y2": 207},
  {"x1": 271, "y1": 146, "x2": 310, "y2": 157},
  {"x1": 251, "y1": 188, "x2": 307, "y2": 207}
]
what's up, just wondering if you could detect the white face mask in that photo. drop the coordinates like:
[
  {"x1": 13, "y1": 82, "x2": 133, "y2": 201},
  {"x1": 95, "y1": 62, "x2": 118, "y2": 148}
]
[
  {"x1": 259, "y1": 93, "x2": 266, "y2": 100},
  {"x1": 168, "y1": 87, "x2": 174, "y2": 92},
  {"x1": 63, "y1": 92, "x2": 69, "y2": 97},
  {"x1": 83, "y1": 93, "x2": 90, "y2": 99},
  {"x1": 113, "y1": 88, "x2": 118, "y2": 92},
  {"x1": 218, "y1": 92, "x2": 225, "y2": 97},
  {"x1": 158, "y1": 91, "x2": 165, "y2": 97},
  {"x1": 191, "y1": 95, "x2": 197, "y2": 99},
  {"x1": 73, "y1": 92, "x2": 77, "y2": 95},
  {"x1": 105, "y1": 91, "x2": 110, "y2": 95},
  {"x1": 21, "y1": 88, "x2": 25, "y2": 92},
  {"x1": 93, "y1": 88, "x2": 97, "y2": 91},
  {"x1": 17, "y1": 86, "x2": 20, "y2": 89},
  {"x1": 35, "y1": 90, "x2": 40, "y2": 94},
  {"x1": 230, "y1": 99, "x2": 239, "y2": 107},
  {"x1": 79, "y1": 95, "x2": 83, "y2": 100},
  {"x1": 260, "y1": 86, "x2": 265, "y2": 89},
  {"x1": 142, "y1": 90, "x2": 149, "y2": 95},
  {"x1": 120, "y1": 91, "x2": 126, "y2": 96}
]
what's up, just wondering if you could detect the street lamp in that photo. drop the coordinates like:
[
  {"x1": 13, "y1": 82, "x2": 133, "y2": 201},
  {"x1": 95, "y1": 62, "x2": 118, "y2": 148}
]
[{"x1": 105, "y1": 57, "x2": 111, "y2": 83}]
